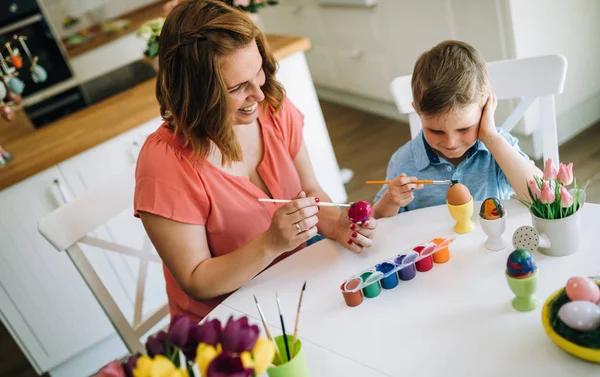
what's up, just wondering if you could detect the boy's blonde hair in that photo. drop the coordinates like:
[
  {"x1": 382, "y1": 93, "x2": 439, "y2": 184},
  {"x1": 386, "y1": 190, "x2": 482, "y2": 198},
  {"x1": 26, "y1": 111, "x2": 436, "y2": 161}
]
[{"x1": 411, "y1": 40, "x2": 490, "y2": 116}]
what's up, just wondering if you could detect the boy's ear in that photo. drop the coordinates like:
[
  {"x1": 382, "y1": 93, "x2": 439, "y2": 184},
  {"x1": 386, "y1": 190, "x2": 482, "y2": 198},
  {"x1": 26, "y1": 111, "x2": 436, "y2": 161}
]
[{"x1": 411, "y1": 101, "x2": 417, "y2": 113}]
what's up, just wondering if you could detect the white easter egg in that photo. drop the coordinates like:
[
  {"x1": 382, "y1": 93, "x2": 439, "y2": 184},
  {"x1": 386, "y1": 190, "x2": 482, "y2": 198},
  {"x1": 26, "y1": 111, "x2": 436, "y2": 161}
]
[{"x1": 558, "y1": 301, "x2": 600, "y2": 332}]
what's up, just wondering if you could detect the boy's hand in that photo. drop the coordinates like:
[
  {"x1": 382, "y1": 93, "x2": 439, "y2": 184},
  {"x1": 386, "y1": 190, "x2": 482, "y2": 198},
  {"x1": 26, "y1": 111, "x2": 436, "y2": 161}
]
[
  {"x1": 478, "y1": 91, "x2": 499, "y2": 145},
  {"x1": 387, "y1": 174, "x2": 423, "y2": 207}
]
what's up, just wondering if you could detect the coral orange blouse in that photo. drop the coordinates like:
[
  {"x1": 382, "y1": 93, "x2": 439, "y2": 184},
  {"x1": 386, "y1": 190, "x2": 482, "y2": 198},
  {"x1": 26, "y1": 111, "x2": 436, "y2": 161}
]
[{"x1": 134, "y1": 98, "x2": 305, "y2": 322}]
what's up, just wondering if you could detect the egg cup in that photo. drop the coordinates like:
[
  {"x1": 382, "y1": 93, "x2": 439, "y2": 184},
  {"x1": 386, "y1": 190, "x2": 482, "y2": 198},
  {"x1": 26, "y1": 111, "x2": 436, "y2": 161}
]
[
  {"x1": 480, "y1": 216, "x2": 507, "y2": 251},
  {"x1": 447, "y1": 197, "x2": 475, "y2": 234},
  {"x1": 505, "y1": 270, "x2": 538, "y2": 312}
]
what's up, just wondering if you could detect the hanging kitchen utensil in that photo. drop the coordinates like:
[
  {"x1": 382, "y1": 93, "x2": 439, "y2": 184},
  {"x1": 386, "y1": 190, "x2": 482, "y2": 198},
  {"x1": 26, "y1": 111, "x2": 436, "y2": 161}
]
[
  {"x1": 0, "y1": 53, "x2": 24, "y2": 94},
  {"x1": 18, "y1": 36, "x2": 47, "y2": 83},
  {"x1": 0, "y1": 81, "x2": 6, "y2": 101},
  {"x1": 6, "y1": 90, "x2": 21, "y2": 106},
  {"x1": 0, "y1": 99, "x2": 15, "y2": 121},
  {"x1": 4, "y1": 42, "x2": 22, "y2": 69}
]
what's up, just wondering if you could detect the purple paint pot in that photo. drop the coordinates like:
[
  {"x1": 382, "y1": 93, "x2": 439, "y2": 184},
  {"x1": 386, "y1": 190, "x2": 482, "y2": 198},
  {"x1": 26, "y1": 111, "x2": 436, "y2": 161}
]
[
  {"x1": 394, "y1": 254, "x2": 417, "y2": 281},
  {"x1": 376, "y1": 262, "x2": 398, "y2": 289}
]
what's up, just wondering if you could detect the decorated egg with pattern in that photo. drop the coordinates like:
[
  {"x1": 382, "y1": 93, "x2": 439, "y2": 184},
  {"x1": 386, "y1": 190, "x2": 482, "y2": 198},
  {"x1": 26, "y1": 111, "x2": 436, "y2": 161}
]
[
  {"x1": 506, "y1": 248, "x2": 537, "y2": 279},
  {"x1": 479, "y1": 197, "x2": 505, "y2": 220},
  {"x1": 558, "y1": 301, "x2": 600, "y2": 332},
  {"x1": 565, "y1": 276, "x2": 600, "y2": 303}
]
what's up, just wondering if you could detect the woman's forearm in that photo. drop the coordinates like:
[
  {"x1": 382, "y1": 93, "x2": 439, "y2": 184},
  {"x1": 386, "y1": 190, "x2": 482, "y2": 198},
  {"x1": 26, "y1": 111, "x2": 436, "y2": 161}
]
[{"x1": 187, "y1": 232, "x2": 277, "y2": 300}]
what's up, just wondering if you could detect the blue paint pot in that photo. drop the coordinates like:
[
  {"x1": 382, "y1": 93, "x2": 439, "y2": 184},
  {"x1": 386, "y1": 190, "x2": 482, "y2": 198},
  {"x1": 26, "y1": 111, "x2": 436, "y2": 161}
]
[
  {"x1": 394, "y1": 254, "x2": 417, "y2": 281},
  {"x1": 376, "y1": 262, "x2": 398, "y2": 289}
]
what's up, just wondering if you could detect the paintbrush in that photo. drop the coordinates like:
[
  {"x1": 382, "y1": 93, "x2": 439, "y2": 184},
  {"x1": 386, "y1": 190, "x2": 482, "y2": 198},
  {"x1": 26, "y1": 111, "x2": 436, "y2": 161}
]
[
  {"x1": 253, "y1": 295, "x2": 283, "y2": 363},
  {"x1": 275, "y1": 291, "x2": 291, "y2": 362},
  {"x1": 291, "y1": 281, "x2": 306, "y2": 356},
  {"x1": 259, "y1": 198, "x2": 351, "y2": 207},
  {"x1": 365, "y1": 179, "x2": 458, "y2": 185}
]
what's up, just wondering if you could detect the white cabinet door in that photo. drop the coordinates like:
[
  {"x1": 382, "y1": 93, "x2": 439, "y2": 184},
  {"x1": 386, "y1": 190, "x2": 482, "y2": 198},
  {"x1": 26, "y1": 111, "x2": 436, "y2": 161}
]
[
  {"x1": 276, "y1": 51, "x2": 348, "y2": 203},
  {"x1": 0, "y1": 167, "x2": 114, "y2": 372},
  {"x1": 57, "y1": 127, "x2": 168, "y2": 330}
]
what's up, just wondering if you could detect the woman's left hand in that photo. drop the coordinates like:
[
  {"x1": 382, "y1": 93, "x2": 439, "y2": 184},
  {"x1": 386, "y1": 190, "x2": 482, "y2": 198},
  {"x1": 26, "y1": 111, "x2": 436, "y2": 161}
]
[{"x1": 335, "y1": 208, "x2": 377, "y2": 254}]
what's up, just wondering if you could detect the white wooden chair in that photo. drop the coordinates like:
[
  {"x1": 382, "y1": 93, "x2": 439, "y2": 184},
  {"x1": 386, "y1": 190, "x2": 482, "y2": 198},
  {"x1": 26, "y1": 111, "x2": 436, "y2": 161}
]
[
  {"x1": 390, "y1": 54, "x2": 568, "y2": 162},
  {"x1": 38, "y1": 167, "x2": 169, "y2": 354}
]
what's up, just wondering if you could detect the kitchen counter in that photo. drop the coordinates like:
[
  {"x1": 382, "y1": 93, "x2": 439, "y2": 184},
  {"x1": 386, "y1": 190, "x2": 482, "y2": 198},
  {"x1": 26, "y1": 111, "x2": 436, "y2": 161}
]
[{"x1": 0, "y1": 34, "x2": 310, "y2": 191}]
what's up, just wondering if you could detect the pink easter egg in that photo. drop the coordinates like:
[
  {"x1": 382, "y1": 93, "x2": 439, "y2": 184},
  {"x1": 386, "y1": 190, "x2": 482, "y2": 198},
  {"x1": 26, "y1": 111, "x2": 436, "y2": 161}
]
[
  {"x1": 565, "y1": 276, "x2": 600, "y2": 303},
  {"x1": 348, "y1": 201, "x2": 372, "y2": 224}
]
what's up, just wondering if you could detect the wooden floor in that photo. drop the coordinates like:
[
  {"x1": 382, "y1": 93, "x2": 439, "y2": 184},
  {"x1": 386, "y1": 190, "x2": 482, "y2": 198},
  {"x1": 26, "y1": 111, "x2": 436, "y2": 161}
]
[
  {"x1": 320, "y1": 100, "x2": 600, "y2": 205},
  {"x1": 1, "y1": 100, "x2": 599, "y2": 377}
]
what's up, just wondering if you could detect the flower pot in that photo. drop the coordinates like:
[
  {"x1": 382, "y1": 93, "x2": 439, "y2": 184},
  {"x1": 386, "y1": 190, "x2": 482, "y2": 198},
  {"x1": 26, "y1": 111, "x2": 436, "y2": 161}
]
[{"x1": 531, "y1": 207, "x2": 582, "y2": 257}]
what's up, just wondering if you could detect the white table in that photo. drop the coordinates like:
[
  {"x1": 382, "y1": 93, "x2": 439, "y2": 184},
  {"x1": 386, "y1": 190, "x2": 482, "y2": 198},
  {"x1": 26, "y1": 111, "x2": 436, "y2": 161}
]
[{"x1": 210, "y1": 200, "x2": 600, "y2": 377}]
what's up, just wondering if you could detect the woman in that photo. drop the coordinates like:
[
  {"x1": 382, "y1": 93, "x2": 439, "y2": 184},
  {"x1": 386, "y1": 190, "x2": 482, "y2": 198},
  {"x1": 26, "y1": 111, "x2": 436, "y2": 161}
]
[{"x1": 134, "y1": 0, "x2": 377, "y2": 322}]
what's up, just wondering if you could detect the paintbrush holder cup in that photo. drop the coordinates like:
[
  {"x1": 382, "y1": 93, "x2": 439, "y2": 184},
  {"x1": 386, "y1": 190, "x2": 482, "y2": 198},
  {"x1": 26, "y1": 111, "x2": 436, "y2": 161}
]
[
  {"x1": 268, "y1": 335, "x2": 310, "y2": 377},
  {"x1": 447, "y1": 199, "x2": 475, "y2": 234}
]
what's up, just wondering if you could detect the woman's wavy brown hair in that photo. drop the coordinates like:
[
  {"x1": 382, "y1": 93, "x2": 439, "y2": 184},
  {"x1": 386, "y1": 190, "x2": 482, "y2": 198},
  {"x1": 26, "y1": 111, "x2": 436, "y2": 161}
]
[{"x1": 156, "y1": 0, "x2": 285, "y2": 165}]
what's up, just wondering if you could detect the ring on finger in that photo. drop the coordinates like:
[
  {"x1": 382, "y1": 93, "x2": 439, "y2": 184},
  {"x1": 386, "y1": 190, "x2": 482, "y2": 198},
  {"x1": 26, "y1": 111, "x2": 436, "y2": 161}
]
[{"x1": 295, "y1": 222, "x2": 301, "y2": 233}]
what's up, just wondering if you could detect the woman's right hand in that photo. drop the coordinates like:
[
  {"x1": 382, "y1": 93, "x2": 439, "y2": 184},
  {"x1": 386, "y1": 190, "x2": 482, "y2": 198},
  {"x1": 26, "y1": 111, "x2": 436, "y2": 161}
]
[{"x1": 264, "y1": 191, "x2": 319, "y2": 255}]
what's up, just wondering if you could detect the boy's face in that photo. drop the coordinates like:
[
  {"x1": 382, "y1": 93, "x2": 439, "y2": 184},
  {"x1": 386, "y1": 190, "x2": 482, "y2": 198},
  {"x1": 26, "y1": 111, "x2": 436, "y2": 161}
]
[{"x1": 419, "y1": 103, "x2": 482, "y2": 161}]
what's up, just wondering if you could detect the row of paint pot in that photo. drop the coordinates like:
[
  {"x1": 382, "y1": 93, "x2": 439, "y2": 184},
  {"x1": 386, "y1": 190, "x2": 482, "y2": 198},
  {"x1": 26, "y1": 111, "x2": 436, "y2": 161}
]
[{"x1": 340, "y1": 236, "x2": 456, "y2": 307}]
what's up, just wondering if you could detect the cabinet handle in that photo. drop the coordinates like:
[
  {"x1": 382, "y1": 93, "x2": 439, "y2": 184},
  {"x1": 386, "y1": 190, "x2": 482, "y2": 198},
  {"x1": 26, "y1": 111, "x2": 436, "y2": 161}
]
[
  {"x1": 292, "y1": 5, "x2": 303, "y2": 15},
  {"x1": 49, "y1": 178, "x2": 72, "y2": 206},
  {"x1": 350, "y1": 49, "x2": 364, "y2": 60},
  {"x1": 130, "y1": 140, "x2": 141, "y2": 162}
]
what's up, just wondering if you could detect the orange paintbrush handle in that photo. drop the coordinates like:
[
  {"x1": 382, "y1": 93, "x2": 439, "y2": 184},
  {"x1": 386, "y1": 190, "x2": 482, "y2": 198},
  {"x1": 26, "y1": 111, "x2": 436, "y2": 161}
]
[{"x1": 415, "y1": 180, "x2": 434, "y2": 184}]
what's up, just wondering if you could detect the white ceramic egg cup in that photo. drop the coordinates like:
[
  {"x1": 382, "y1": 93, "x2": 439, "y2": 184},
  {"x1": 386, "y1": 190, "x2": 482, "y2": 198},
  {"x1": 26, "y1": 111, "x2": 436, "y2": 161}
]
[{"x1": 479, "y1": 216, "x2": 507, "y2": 251}]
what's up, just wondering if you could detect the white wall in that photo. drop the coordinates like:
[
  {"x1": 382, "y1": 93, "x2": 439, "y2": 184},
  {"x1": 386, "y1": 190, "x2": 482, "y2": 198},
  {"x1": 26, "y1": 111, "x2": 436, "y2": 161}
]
[{"x1": 509, "y1": 0, "x2": 600, "y2": 151}]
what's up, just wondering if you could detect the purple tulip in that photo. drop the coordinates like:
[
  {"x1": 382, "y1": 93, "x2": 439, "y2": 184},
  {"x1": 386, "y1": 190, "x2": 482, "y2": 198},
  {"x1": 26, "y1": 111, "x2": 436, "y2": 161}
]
[
  {"x1": 122, "y1": 354, "x2": 140, "y2": 377},
  {"x1": 206, "y1": 353, "x2": 253, "y2": 377},
  {"x1": 168, "y1": 315, "x2": 200, "y2": 359},
  {"x1": 196, "y1": 318, "x2": 222, "y2": 347},
  {"x1": 145, "y1": 330, "x2": 167, "y2": 357},
  {"x1": 221, "y1": 316, "x2": 259, "y2": 353}
]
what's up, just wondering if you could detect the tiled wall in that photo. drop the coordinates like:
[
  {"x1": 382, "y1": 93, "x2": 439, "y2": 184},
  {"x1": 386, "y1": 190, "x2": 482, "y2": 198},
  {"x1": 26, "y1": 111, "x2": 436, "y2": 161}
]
[{"x1": 40, "y1": 0, "x2": 160, "y2": 38}]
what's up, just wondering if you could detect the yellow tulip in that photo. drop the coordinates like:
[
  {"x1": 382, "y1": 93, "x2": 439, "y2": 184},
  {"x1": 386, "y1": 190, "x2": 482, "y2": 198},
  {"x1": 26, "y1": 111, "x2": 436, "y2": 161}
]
[
  {"x1": 252, "y1": 338, "x2": 275, "y2": 375},
  {"x1": 133, "y1": 355, "x2": 188, "y2": 377},
  {"x1": 195, "y1": 343, "x2": 220, "y2": 376},
  {"x1": 240, "y1": 351, "x2": 253, "y2": 369},
  {"x1": 133, "y1": 356, "x2": 153, "y2": 377}
]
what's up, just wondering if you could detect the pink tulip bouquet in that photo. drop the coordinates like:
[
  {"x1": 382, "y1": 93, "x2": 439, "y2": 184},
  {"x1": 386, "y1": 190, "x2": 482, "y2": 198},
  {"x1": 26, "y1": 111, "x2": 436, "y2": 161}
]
[
  {"x1": 93, "y1": 315, "x2": 275, "y2": 377},
  {"x1": 518, "y1": 158, "x2": 589, "y2": 220}
]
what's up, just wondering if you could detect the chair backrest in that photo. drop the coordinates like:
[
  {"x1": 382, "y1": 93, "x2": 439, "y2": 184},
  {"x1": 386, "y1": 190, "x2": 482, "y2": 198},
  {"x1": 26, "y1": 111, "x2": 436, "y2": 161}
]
[
  {"x1": 390, "y1": 54, "x2": 568, "y2": 162},
  {"x1": 38, "y1": 166, "x2": 168, "y2": 354}
]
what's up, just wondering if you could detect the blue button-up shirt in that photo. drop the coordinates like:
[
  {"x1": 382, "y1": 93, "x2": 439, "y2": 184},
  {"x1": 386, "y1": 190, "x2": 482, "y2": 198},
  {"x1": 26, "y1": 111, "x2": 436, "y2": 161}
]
[{"x1": 374, "y1": 129, "x2": 532, "y2": 212}]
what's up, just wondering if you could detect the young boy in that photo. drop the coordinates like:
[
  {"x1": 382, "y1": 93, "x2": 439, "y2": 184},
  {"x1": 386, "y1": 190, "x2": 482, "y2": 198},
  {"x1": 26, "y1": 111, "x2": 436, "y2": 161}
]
[{"x1": 373, "y1": 40, "x2": 542, "y2": 219}]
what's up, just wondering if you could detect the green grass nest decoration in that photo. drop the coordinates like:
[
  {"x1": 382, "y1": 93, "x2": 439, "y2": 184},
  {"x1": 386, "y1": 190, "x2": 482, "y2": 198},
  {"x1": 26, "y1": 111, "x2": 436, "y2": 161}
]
[{"x1": 549, "y1": 283, "x2": 600, "y2": 349}]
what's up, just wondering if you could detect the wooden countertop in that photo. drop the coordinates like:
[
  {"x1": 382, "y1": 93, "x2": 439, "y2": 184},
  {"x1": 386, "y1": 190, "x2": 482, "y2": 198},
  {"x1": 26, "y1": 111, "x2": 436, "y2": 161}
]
[
  {"x1": 64, "y1": 1, "x2": 165, "y2": 58},
  {"x1": 0, "y1": 35, "x2": 310, "y2": 191}
]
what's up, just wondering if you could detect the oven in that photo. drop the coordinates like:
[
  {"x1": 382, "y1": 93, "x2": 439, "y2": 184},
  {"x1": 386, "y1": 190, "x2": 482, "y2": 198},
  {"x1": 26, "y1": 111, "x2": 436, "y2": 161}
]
[{"x1": 0, "y1": 0, "x2": 87, "y2": 127}]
